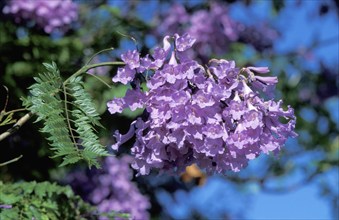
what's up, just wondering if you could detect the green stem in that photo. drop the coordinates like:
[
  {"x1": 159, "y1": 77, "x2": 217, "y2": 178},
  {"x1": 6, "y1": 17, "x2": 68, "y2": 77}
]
[
  {"x1": 85, "y1": 48, "x2": 115, "y2": 66},
  {"x1": 3, "y1": 108, "x2": 27, "y2": 116},
  {"x1": 62, "y1": 83, "x2": 80, "y2": 155},
  {"x1": 86, "y1": 72, "x2": 112, "y2": 89},
  {"x1": 63, "y1": 61, "x2": 125, "y2": 85}
]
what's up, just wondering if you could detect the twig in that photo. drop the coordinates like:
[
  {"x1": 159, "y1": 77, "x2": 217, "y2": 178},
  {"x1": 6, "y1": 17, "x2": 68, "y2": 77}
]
[
  {"x1": 0, "y1": 112, "x2": 33, "y2": 142},
  {"x1": 86, "y1": 72, "x2": 112, "y2": 88},
  {"x1": 2, "y1": 85, "x2": 9, "y2": 111},
  {"x1": 2, "y1": 108, "x2": 27, "y2": 116},
  {"x1": 0, "y1": 155, "x2": 23, "y2": 166},
  {"x1": 85, "y1": 47, "x2": 114, "y2": 66}
]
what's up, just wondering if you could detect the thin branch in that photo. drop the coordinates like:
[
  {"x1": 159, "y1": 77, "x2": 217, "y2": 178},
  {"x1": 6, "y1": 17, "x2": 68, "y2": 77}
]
[
  {"x1": 0, "y1": 85, "x2": 9, "y2": 121},
  {"x1": 85, "y1": 48, "x2": 115, "y2": 66},
  {"x1": 63, "y1": 61, "x2": 125, "y2": 86},
  {"x1": 0, "y1": 155, "x2": 23, "y2": 166},
  {"x1": 0, "y1": 112, "x2": 33, "y2": 142},
  {"x1": 86, "y1": 72, "x2": 112, "y2": 88},
  {"x1": 2, "y1": 85, "x2": 9, "y2": 110},
  {"x1": 116, "y1": 31, "x2": 138, "y2": 49},
  {"x1": 3, "y1": 108, "x2": 27, "y2": 116}
]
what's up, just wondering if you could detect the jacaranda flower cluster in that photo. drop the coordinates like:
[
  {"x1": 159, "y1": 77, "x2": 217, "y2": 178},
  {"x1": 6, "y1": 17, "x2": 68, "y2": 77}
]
[
  {"x1": 2, "y1": 0, "x2": 78, "y2": 33},
  {"x1": 68, "y1": 156, "x2": 150, "y2": 220},
  {"x1": 108, "y1": 33, "x2": 297, "y2": 176}
]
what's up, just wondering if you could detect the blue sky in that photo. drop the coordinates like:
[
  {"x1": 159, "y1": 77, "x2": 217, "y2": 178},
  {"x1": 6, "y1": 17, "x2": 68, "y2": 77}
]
[
  {"x1": 229, "y1": 0, "x2": 338, "y2": 71},
  {"x1": 249, "y1": 183, "x2": 331, "y2": 219}
]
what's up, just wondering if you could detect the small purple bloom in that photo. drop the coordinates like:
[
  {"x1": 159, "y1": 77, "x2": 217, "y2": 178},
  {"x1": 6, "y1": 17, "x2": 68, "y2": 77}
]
[
  {"x1": 121, "y1": 50, "x2": 140, "y2": 70},
  {"x1": 112, "y1": 66, "x2": 136, "y2": 85},
  {"x1": 175, "y1": 33, "x2": 196, "y2": 52},
  {"x1": 0, "y1": 204, "x2": 12, "y2": 209},
  {"x1": 124, "y1": 89, "x2": 146, "y2": 111},
  {"x1": 247, "y1": 66, "x2": 270, "y2": 74},
  {"x1": 107, "y1": 98, "x2": 125, "y2": 114}
]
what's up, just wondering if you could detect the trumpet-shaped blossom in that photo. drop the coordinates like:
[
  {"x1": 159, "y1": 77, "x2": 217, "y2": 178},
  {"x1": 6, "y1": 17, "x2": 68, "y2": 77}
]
[
  {"x1": 108, "y1": 33, "x2": 297, "y2": 176},
  {"x1": 3, "y1": 0, "x2": 78, "y2": 33}
]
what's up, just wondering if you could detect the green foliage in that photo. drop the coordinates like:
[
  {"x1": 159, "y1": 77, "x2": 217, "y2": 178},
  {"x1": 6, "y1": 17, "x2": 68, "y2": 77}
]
[
  {"x1": 0, "y1": 181, "x2": 92, "y2": 219},
  {"x1": 0, "y1": 181, "x2": 131, "y2": 220},
  {"x1": 22, "y1": 62, "x2": 109, "y2": 168}
]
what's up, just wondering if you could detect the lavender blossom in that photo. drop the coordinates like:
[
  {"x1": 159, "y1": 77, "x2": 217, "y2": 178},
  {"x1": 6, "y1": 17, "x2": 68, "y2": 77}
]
[
  {"x1": 156, "y1": 3, "x2": 277, "y2": 59},
  {"x1": 108, "y1": 33, "x2": 297, "y2": 176},
  {"x1": 0, "y1": 204, "x2": 12, "y2": 209},
  {"x1": 68, "y1": 156, "x2": 150, "y2": 220},
  {"x1": 3, "y1": 0, "x2": 78, "y2": 33}
]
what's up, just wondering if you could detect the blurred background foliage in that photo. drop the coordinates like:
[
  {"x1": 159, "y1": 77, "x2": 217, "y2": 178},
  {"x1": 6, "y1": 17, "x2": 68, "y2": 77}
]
[{"x1": 0, "y1": 0, "x2": 338, "y2": 219}]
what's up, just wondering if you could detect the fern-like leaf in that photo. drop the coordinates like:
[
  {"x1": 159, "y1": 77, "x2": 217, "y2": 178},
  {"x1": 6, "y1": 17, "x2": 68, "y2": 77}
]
[{"x1": 22, "y1": 62, "x2": 108, "y2": 168}]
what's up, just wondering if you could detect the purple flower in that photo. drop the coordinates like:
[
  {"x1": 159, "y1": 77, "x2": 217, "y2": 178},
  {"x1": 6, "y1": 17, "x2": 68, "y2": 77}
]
[
  {"x1": 247, "y1": 66, "x2": 270, "y2": 74},
  {"x1": 112, "y1": 66, "x2": 136, "y2": 85},
  {"x1": 156, "y1": 2, "x2": 238, "y2": 59},
  {"x1": 241, "y1": 66, "x2": 279, "y2": 98},
  {"x1": 156, "y1": 3, "x2": 278, "y2": 60},
  {"x1": 67, "y1": 156, "x2": 150, "y2": 220},
  {"x1": 107, "y1": 98, "x2": 125, "y2": 114},
  {"x1": 124, "y1": 89, "x2": 146, "y2": 111},
  {"x1": 108, "y1": 34, "x2": 297, "y2": 176},
  {"x1": 121, "y1": 50, "x2": 140, "y2": 69},
  {"x1": 0, "y1": 204, "x2": 12, "y2": 209},
  {"x1": 175, "y1": 33, "x2": 196, "y2": 52},
  {"x1": 3, "y1": 0, "x2": 78, "y2": 33},
  {"x1": 112, "y1": 121, "x2": 136, "y2": 150}
]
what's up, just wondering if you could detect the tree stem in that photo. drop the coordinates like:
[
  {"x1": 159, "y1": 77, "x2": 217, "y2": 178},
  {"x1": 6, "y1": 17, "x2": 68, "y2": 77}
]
[
  {"x1": 0, "y1": 112, "x2": 33, "y2": 142},
  {"x1": 0, "y1": 155, "x2": 23, "y2": 166}
]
